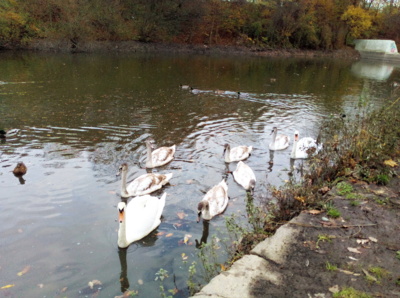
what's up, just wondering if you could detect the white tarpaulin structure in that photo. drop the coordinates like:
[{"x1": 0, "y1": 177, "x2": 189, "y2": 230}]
[
  {"x1": 354, "y1": 39, "x2": 400, "y2": 63},
  {"x1": 355, "y1": 39, "x2": 398, "y2": 53}
]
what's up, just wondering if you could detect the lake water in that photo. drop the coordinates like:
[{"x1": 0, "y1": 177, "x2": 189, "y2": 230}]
[{"x1": 0, "y1": 51, "x2": 398, "y2": 297}]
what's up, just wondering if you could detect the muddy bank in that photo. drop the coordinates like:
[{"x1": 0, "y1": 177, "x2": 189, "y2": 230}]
[
  {"x1": 193, "y1": 167, "x2": 400, "y2": 298},
  {"x1": 14, "y1": 39, "x2": 360, "y2": 59}
]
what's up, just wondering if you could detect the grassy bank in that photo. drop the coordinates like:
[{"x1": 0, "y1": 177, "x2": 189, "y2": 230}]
[{"x1": 189, "y1": 86, "x2": 400, "y2": 296}]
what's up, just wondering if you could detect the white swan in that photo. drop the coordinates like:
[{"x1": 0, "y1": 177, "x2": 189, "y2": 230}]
[
  {"x1": 269, "y1": 127, "x2": 290, "y2": 150},
  {"x1": 233, "y1": 161, "x2": 256, "y2": 194},
  {"x1": 197, "y1": 179, "x2": 228, "y2": 222},
  {"x1": 117, "y1": 163, "x2": 173, "y2": 198},
  {"x1": 223, "y1": 143, "x2": 253, "y2": 163},
  {"x1": 290, "y1": 130, "x2": 322, "y2": 159},
  {"x1": 145, "y1": 139, "x2": 176, "y2": 168},
  {"x1": 117, "y1": 193, "x2": 166, "y2": 248},
  {"x1": 180, "y1": 84, "x2": 190, "y2": 90}
]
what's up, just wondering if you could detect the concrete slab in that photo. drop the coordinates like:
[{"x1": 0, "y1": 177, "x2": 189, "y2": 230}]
[
  {"x1": 250, "y1": 214, "x2": 304, "y2": 264},
  {"x1": 192, "y1": 254, "x2": 282, "y2": 298}
]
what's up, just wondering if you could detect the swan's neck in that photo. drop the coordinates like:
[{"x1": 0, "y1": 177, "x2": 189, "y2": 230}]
[
  {"x1": 146, "y1": 143, "x2": 153, "y2": 168},
  {"x1": 202, "y1": 209, "x2": 211, "y2": 221},
  {"x1": 272, "y1": 130, "x2": 277, "y2": 144},
  {"x1": 118, "y1": 218, "x2": 129, "y2": 248},
  {"x1": 120, "y1": 170, "x2": 130, "y2": 198},
  {"x1": 291, "y1": 139, "x2": 298, "y2": 159},
  {"x1": 224, "y1": 147, "x2": 230, "y2": 162}
]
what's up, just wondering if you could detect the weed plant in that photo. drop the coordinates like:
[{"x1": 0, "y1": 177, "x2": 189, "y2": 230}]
[{"x1": 269, "y1": 91, "x2": 400, "y2": 222}]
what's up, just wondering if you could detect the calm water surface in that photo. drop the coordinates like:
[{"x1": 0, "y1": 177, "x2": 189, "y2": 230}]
[{"x1": 0, "y1": 52, "x2": 398, "y2": 297}]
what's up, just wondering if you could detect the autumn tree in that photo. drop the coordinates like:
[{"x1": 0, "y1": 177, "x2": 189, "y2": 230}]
[
  {"x1": 341, "y1": 5, "x2": 373, "y2": 40},
  {"x1": 0, "y1": 0, "x2": 39, "y2": 48}
]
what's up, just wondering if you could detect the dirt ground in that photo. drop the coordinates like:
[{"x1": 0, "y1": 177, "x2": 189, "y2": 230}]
[{"x1": 250, "y1": 167, "x2": 400, "y2": 297}]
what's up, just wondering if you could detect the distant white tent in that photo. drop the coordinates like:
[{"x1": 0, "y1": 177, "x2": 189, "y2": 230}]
[{"x1": 354, "y1": 39, "x2": 398, "y2": 54}]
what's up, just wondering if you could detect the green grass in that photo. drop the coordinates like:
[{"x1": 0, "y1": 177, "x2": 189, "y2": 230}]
[
  {"x1": 368, "y1": 266, "x2": 390, "y2": 279},
  {"x1": 336, "y1": 182, "x2": 353, "y2": 195},
  {"x1": 316, "y1": 234, "x2": 335, "y2": 248},
  {"x1": 326, "y1": 261, "x2": 338, "y2": 271},
  {"x1": 333, "y1": 287, "x2": 372, "y2": 298},
  {"x1": 327, "y1": 206, "x2": 341, "y2": 218}
]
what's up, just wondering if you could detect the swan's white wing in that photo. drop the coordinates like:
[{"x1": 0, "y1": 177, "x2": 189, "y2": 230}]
[
  {"x1": 233, "y1": 162, "x2": 256, "y2": 189},
  {"x1": 125, "y1": 194, "x2": 166, "y2": 243},
  {"x1": 275, "y1": 135, "x2": 290, "y2": 150},
  {"x1": 204, "y1": 184, "x2": 228, "y2": 218},
  {"x1": 230, "y1": 146, "x2": 252, "y2": 161},
  {"x1": 127, "y1": 174, "x2": 158, "y2": 196},
  {"x1": 152, "y1": 145, "x2": 176, "y2": 166}
]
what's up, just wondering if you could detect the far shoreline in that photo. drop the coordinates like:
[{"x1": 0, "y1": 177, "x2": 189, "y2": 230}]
[{"x1": 2, "y1": 39, "x2": 361, "y2": 59}]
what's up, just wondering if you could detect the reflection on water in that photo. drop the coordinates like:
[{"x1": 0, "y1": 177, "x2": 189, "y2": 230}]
[
  {"x1": 351, "y1": 60, "x2": 394, "y2": 81},
  {"x1": 0, "y1": 52, "x2": 398, "y2": 297},
  {"x1": 118, "y1": 248, "x2": 130, "y2": 293},
  {"x1": 195, "y1": 220, "x2": 210, "y2": 249}
]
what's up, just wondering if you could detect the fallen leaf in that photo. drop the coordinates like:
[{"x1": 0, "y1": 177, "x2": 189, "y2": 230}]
[
  {"x1": 17, "y1": 265, "x2": 31, "y2": 276},
  {"x1": 1, "y1": 284, "x2": 15, "y2": 290},
  {"x1": 156, "y1": 231, "x2": 166, "y2": 236},
  {"x1": 308, "y1": 210, "x2": 323, "y2": 215},
  {"x1": 183, "y1": 234, "x2": 192, "y2": 244},
  {"x1": 88, "y1": 280, "x2": 102, "y2": 289},
  {"x1": 368, "y1": 236, "x2": 378, "y2": 243},
  {"x1": 173, "y1": 223, "x2": 182, "y2": 228},
  {"x1": 318, "y1": 186, "x2": 330, "y2": 194},
  {"x1": 165, "y1": 233, "x2": 173, "y2": 237},
  {"x1": 177, "y1": 212, "x2": 187, "y2": 220},
  {"x1": 329, "y1": 285, "x2": 340, "y2": 293},
  {"x1": 169, "y1": 288, "x2": 179, "y2": 295},
  {"x1": 181, "y1": 253, "x2": 188, "y2": 260},
  {"x1": 338, "y1": 269, "x2": 356, "y2": 275},
  {"x1": 295, "y1": 196, "x2": 306, "y2": 204},
  {"x1": 138, "y1": 279, "x2": 143, "y2": 285},
  {"x1": 60, "y1": 287, "x2": 68, "y2": 293},
  {"x1": 384, "y1": 159, "x2": 398, "y2": 167},
  {"x1": 362, "y1": 269, "x2": 377, "y2": 282},
  {"x1": 348, "y1": 256, "x2": 359, "y2": 261},
  {"x1": 37, "y1": 284, "x2": 44, "y2": 288},
  {"x1": 220, "y1": 264, "x2": 227, "y2": 271},
  {"x1": 356, "y1": 239, "x2": 369, "y2": 245},
  {"x1": 347, "y1": 247, "x2": 362, "y2": 254}
]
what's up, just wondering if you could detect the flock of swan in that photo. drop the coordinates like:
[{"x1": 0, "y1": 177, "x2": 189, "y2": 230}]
[{"x1": 116, "y1": 128, "x2": 322, "y2": 249}]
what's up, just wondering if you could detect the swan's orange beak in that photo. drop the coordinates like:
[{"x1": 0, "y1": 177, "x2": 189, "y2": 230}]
[
  {"x1": 295, "y1": 134, "x2": 299, "y2": 141},
  {"x1": 119, "y1": 210, "x2": 124, "y2": 223}
]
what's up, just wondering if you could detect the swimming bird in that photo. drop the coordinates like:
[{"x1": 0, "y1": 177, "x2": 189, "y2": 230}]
[
  {"x1": 269, "y1": 127, "x2": 290, "y2": 150},
  {"x1": 0, "y1": 129, "x2": 20, "y2": 138},
  {"x1": 190, "y1": 87, "x2": 201, "y2": 94},
  {"x1": 232, "y1": 161, "x2": 256, "y2": 194},
  {"x1": 197, "y1": 179, "x2": 228, "y2": 222},
  {"x1": 145, "y1": 139, "x2": 176, "y2": 168},
  {"x1": 117, "y1": 163, "x2": 173, "y2": 198},
  {"x1": 13, "y1": 162, "x2": 27, "y2": 176},
  {"x1": 223, "y1": 143, "x2": 252, "y2": 163},
  {"x1": 290, "y1": 130, "x2": 322, "y2": 159},
  {"x1": 237, "y1": 91, "x2": 249, "y2": 98},
  {"x1": 117, "y1": 193, "x2": 166, "y2": 248}
]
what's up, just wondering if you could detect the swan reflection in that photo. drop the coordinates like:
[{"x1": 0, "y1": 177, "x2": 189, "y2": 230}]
[
  {"x1": 195, "y1": 220, "x2": 210, "y2": 249},
  {"x1": 118, "y1": 247, "x2": 130, "y2": 293}
]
